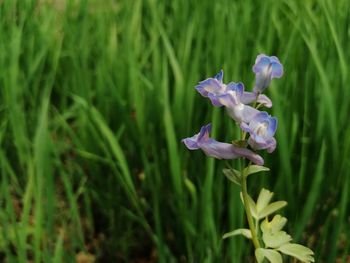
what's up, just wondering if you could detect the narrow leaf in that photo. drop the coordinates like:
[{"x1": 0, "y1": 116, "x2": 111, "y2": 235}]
[
  {"x1": 259, "y1": 201, "x2": 287, "y2": 219},
  {"x1": 223, "y1": 168, "x2": 241, "y2": 186},
  {"x1": 223, "y1": 228, "x2": 252, "y2": 239},
  {"x1": 243, "y1": 165, "x2": 270, "y2": 177},
  {"x1": 256, "y1": 188, "x2": 274, "y2": 214}
]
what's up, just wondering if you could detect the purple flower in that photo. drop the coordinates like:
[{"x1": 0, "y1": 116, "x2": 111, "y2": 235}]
[
  {"x1": 182, "y1": 123, "x2": 264, "y2": 165},
  {"x1": 217, "y1": 83, "x2": 260, "y2": 123},
  {"x1": 240, "y1": 92, "x2": 272, "y2": 108},
  {"x1": 253, "y1": 54, "x2": 283, "y2": 93},
  {"x1": 240, "y1": 112, "x2": 277, "y2": 153},
  {"x1": 195, "y1": 70, "x2": 226, "y2": 107},
  {"x1": 196, "y1": 70, "x2": 273, "y2": 108}
]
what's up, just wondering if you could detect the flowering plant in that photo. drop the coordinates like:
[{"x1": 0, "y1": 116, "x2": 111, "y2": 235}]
[{"x1": 182, "y1": 55, "x2": 314, "y2": 262}]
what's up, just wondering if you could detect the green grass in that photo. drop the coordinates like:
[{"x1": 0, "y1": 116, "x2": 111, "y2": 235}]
[{"x1": 0, "y1": 0, "x2": 349, "y2": 262}]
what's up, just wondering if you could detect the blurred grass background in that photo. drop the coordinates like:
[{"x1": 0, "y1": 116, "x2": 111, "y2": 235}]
[{"x1": 0, "y1": 0, "x2": 349, "y2": 262}]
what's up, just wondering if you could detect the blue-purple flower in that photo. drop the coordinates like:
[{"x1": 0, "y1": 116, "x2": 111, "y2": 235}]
[
  {"x1": 196, "y1": 70, "x2": 273, "y2": 108},
  {"x1": 253, "y1": 54, "x2": 283, "y2": 93},
  {"x1": 195, "y1": 70, "x2": 226, "y2": 107},
  {"x1": 216, "y1": 83, "x2": 260, "y2": 123},
  {"x1": 240, "y1": 112, "x2": 277, "y2": 153},
  {"x1": 182, "y1": 123, "x2": 264, "y2": 165}
]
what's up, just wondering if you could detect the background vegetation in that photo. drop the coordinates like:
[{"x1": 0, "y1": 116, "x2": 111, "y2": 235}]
[{"x1": 0, "y1": 0, "x2": 349, "y2": 262}]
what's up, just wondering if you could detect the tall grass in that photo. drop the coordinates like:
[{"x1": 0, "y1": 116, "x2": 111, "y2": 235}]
[{"x1": 0, "y1": 0, "x2": 349, "y2": 262}]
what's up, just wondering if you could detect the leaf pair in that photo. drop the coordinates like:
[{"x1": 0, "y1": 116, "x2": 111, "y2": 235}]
[{"x1": 240, "y1": 188, "x2": 287, "y2": 220}]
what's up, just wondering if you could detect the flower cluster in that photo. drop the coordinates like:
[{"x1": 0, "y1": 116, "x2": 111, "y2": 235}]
[
  {"x1": 182, "y1": 54, "x2": 315, "y2": 263},
  {"x1": 182, "y1": 54, "x2": 283, "y2": 163}
]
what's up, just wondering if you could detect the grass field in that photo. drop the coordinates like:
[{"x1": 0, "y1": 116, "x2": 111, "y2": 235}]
[{"x1": 0, "y1": 0, "x2": 349, "y2": 262}]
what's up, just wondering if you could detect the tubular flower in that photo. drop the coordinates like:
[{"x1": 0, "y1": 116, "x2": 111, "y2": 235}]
[
  {"x1": 240, "y1": 112, "x2": 277, "y2": 153},
  {"x1": 217, "y1": 83, "x2": 260, "y2": 123},
  {"x1": 196, "y1": 70, "x2": 273, "y2": 108},
  {"x1": 195, "y1": 70, "x2": 226, "y2": 106},
  {"x1": 182, "y1": 124, "x2": 264, "y2": 165},
  {"x1": 253, "y1": 54, "x2": 283, "y2": 93}
]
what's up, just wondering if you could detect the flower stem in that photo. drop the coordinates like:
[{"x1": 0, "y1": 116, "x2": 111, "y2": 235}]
[
  {"x1": 240, "y1": 95, "x2": 261, "y2": 250},
  {"x1": 241, "y1": 159, "x2": 261, "y2": 250}
]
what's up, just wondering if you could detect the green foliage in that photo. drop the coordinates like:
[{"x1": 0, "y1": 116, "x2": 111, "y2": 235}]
[
  {"x1": 0, "y1": 0, "x2": 349, "y2": 262},
  {"x1": 243, "y1": 165, "x2": 270, "y2": 177},
  {"x1": 277, "y1": 244, "x2": 315, "y2": 263},
  {"x1": 222, "y1": 228, "x2": 252, "y2": 240},
  {"x1": 227, "y1": 188, "x2": 314, "y2": 262},
  {"x1": 223, "y1": 168, "x2": 241, "y2": 186},
  {"x1": 255, "y1": 248, "x2": 282, "y2": 263},
  {"x1": 240, "y1": 188, "x2": 287, "y2": 220}
]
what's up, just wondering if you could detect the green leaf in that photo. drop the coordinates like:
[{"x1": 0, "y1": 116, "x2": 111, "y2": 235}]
[
  {"x1": 255, "y1": 248, "x2": 282, "y2": 263},
  {"x1": 0, "y1": 223, "x2": 34, "y2": 249},
  {"x1": 184, "y1": 177, "x2": 196, "y2": 195},
  {"x1": 241, "y1": 188, "x2": 287, "y2": 220},
  {"x1": 261, "y1": 215, "x2": 288, "y2": 234},
  {"x1": 263, "y1": 231, "x2": 292, "y2": 248},
  {"x1": 277, "y1": 243, "x2": 315, "y2": 263},
  {"x1": 240, "y1": 192, "x2": 258, "y2": 219},
  {"x1": 222, "y1": 228, "x2": 252, "y2": 240},
  {"x1": 256, "y1": 188, "x2": 274, "y2": 214},
  {"x1": 261, "y1": 215, "x2": 292, "y2": 248},
  {"x1": 223, "y1": 168, "x2": 241, "y2": 186},
  {"x1": 259, "y1": 201, "x2": 287, "y2": 219},
  {"x1": 243, "y1": 165, "x2": 270, "y2": 177}
]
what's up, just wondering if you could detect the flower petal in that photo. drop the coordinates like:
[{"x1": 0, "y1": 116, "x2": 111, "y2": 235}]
[
  {"x1": 240, "y1": 91, "x2": 257, "y2": 104},
  {"x1": 200, "y1": 140, "x2": 240, "y2": 159},
  {"x1": 226, "y1": 105, "x2": 258, "y2": 123},
  {"x1": 267, "y1": 117, "x2": 278, "y2": 137},
  {"x1": 271, "y1": 62, "x2": 283, "y2": 78},
  {"x1": 218, "y1": 91, "x2": 240, "y2": 107},
  {"x1": 226, "y1": 82, "x2": 244, "y2": 98},
  {"x1": 240, "y1": 122, "x2": 251, "y2": 133},
  {"x1": 207, "y1": 93, "x2": 223, "y2": 107},
  {"x1": 266, "y1": 137, "x2": 277, "y2": 153},
  {"x1": 253, "y1": 71, "x2": 272, "y2": 93},
  {"x1": 253, "y1": 55, "x2": 270, "y2": 74},
  {"x1": 238, "y1": 92, "x2": 272, "y2": 108},
  {"x1": 197, "y1": 123, "x2": 211, "y2": 142},
  {"x1": 252, "y1": 54, "x2": 283, "y2": 93},
  {"x1": 245, "y1": 112, "x2": 277, "y2": 152},
  {"x1": 257, "y1": 94, "x2": 272, "y2": 108},
  {"x1": 232, "y1": 145, "x2": 264, "y2": 165},
  {"x1": 214, "y1": 70, "x2": 224, "y2": 82},
  {"x1": 182, "y1": 124, "x2": 264, "y2": 164},
  {"x1": 195, "y1": 78, "x2": 226, "y2": 106},
  {"x1": 182, "y1": 135, "x2": 200, "y2": 150}
]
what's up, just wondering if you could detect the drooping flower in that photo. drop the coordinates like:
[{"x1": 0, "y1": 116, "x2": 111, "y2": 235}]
[
  {"x1": 240, "y1": 112, "x2": 277, "y2": 153},
  {"x1": 195, "y1": 70, "x2": 273, "y2": 108},
  {"x1": 182, "y1": 123, "x2": 264, "y2": 165},
  {"x1": 253, "y1": 54, "x2": 283, "y2": 93}
]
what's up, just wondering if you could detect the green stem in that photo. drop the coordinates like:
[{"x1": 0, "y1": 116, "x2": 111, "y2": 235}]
[
  {"x1": 239, "y1": 94, "x2": 262, "y2": 250},
  {"x1": 241, "y1": 160, "x2": 261, "y2": 250}
]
